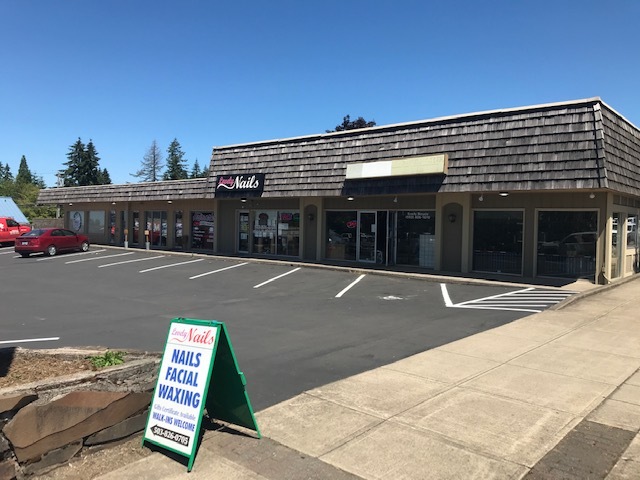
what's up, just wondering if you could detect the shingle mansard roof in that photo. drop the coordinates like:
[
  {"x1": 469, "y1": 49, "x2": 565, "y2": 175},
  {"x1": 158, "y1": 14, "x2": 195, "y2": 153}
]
[{"x1": 38, "y1": 97, "x2": 640, "y2": 205}]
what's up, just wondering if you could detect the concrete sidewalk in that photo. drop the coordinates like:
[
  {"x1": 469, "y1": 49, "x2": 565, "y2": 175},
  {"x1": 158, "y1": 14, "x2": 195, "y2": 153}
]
[{"x1": 96, "y1": 277, "x2": 640, "y2": 480}]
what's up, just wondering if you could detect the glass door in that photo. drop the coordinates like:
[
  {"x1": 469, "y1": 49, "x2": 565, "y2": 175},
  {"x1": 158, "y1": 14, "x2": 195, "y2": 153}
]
[
  {"x1": 238, "y1": 211, "x2": 249, "y2": 253},
  {"x1": 357, "y1": 211, "x2": 377, "y2": 262}
]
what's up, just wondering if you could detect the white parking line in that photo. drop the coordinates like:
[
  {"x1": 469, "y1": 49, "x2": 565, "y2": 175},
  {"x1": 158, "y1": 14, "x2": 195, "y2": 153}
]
[
  {"x1": 189, "y1": 262, "x2": 248, "y2": 280},
  {"x1": 65, "y1": 252, "x2": 134, "y2": 264},
  {"x1": 0, "y1": 336, "x2": 60, "y2": 345},
  {"x1": 253, "y1": 267, "x2": 301, "y2": 288},
  {"x1": 36, "y1": 249, "x2": 106, "y2": 261},
  {"x1": 0, "y1": 250, "x2": 17, "y2": 255},
  {"x1": 139, "y1": 258, "x2": 204, "y2": 273},
  {"x1": 335, "y1": 274, "x2": 366, "y2": 298},
  {"x1": 98, "y1": 255, "x2": 166, "y2": 268}
]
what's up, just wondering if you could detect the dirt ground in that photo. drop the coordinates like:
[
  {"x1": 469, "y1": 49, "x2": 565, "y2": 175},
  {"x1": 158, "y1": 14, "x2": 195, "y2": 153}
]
[{"x1": 0, "y1": 348, "x2": 94, "y2": 389}]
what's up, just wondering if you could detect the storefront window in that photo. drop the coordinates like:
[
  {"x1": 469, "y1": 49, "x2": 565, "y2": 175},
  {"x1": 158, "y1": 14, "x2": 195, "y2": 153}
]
[
  {"x1": 146, "y1": 211, "x2": 168, "y2": 247},
  {"x1": 175, "y1": 211, "x2": 183, "y2": 249},
  {"x1": 277, "y1": 211, "x2": 300, "y2": 256},
  {"x1": 192, "y1": 212, "x2": 214, "y2": 250},
  {"x1": 109, "y1": 210, "x2": 116, "y2": 244},
  {"x1": 473, "y1": 211, "x2": 523, "y2": 275},
  {"x1": 537, "y1": 211, "x2": 597, "y2": 278},
  {"x1": 325, "y1": 211, "x2": 357, "y2": 261},
  {"x1": 132, "y1": 211, "x2": 140, "y2": 245},
  {"x1": 88, "y1": 211, "x2": 105, "y2": 236},
  {"x1": 69, "y1": 211, "x2": 84, "y2": 233},
  {"x1": 250, "y1": 210, "x2": 299, "y2": 256},
  {"x1": 396, "y1": 211, "x2": 436, "y2": 267}
]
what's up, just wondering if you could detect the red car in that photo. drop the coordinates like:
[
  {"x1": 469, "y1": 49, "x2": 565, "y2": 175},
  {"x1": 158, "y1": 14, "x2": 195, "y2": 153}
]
[{"x1": 15, "y1": 228, "x2": 90, "y2": 257}]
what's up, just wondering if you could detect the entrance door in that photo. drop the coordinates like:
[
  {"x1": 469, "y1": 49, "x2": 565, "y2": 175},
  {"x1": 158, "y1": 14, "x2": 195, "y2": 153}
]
[
  {"x1": 238, "y1": 211, "x2": 250, "y2": 253},
  {"x1": 357, "y1": 211, "x2": 377, "y2": 262}
]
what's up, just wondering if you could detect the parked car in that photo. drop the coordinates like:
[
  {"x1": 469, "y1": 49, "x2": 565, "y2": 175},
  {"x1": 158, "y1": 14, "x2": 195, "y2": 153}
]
[
  {"x1": 15, "y1": 228, "x2": 90, "y2": 257},
  {"x1": 0, "y1": 217, "x2": 31, "y2": 245},
  {"x1": 540, "y1": 232, "x2": 597, "y2": 257}
]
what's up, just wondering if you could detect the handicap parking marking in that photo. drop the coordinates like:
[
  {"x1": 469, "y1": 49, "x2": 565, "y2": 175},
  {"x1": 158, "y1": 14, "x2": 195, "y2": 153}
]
[
  {"x1": 189, "y1": 262, "x2": 249, "y2": 280},
  {"x1": 441, "y1": 284, "x2": 577, "y2": 313},
  {"x1": 253, "y1": 267, "x2": 301, "y2": 288},
  {"x1": 98, "y1": 255, "x2": 166, "y2": 268}
]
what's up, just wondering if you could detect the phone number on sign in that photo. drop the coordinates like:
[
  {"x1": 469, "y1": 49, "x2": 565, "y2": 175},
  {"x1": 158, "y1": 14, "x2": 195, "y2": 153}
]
[{"x1": 151, "y1": 425, "x2": 190, "y2": 447}]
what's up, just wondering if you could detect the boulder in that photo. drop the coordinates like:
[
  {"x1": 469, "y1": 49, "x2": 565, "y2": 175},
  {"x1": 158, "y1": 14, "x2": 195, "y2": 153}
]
[
  {"x1": 0, "y1": 393, "x2": 37, "y2": 415},
  {"x1": 84, "y1": 411, "x2": 149, "y2": 446},
  {"x1": 3, "y1": 391, "x2": 150, "y2": 463}
]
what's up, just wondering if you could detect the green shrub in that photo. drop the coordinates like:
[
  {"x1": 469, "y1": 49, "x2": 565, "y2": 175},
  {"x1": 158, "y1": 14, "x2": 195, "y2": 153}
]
[{"x1": 89, "y1": 351, "x2": 125, "y2": 369}]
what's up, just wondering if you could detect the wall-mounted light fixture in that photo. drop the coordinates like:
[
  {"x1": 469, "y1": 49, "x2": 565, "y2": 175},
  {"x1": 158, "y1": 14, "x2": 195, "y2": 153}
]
[
  {"x1": 167, "y1": 200, "x2": 173, "y2": 204},
  {"x1": 479, "y1": 194, "x2": 484, "y2": 202},
  {"x1": 499, "y1": 192, "x2": 509, "y2": 197},
  {"x1": 68, "y1": 203, "x2": 73, "y2": 206},
  {"x1": 241, "y1": 197, "x2": 247, "y2": 203},
  {"x1": 307, "y1": 213, "x2": 315, "y2": 221},
  {"x1": 347, "y1": 196, "x2": 355, "y2": 201},
  {"x1": 111, "y1": 201, "x2": 116, "y2": 205},
  {"x1": 448, "y1": 213, "x2": 457, "y2": 223},
  {"x1": 589, "y1": 193, "x2": 595, "y2": 199},
  {"x1": 393, "y1": 196, "x2": 398, "y2": 203}
]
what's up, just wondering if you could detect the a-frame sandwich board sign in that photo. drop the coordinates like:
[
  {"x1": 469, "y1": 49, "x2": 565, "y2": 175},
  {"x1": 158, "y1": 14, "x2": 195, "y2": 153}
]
[{"x1": 143, "y1": 318, "x2": 260, "y2": 472}]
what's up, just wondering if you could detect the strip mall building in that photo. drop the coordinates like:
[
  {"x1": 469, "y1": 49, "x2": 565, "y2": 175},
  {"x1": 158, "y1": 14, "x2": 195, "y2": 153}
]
[{"x1": 38, "y1": 98, "x2": 640, "y2": 285}]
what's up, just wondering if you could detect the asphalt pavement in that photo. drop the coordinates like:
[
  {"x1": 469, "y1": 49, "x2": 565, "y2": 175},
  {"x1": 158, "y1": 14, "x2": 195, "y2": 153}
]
[{"x1": 93, "y1": 273, "x2": 640, "y2": 480}]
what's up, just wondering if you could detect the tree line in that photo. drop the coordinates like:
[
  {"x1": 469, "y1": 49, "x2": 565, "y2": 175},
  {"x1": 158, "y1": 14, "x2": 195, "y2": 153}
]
[{"x1": 0, "y1": 156, "x2": 56, "y2": 220}]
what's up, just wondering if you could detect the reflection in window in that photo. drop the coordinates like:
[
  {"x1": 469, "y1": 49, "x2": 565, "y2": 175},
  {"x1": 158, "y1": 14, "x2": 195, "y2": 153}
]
[
  {"x1": 626, "y1": 215, "x2": 637, "y2": 250},
  {"x1": 191, "y1": 212, "x2": 214, "y2": 250},
  {"x1": 252, "y1": 210, "x2": 300, "y2": 256},
  {"x1": 473, "y1": 211, "x2": 523, "y2": 275},
  {"x1": 88, "y1": 211, "x2": 105, "y2": 235},
  {"x1": 325, "y1": 211, "x2": 357, "y2": 261},
  {"x1": 537, "y1": 211, "x2": 597, "y2": 278},
  {"x1": 396, "y1": 211, "x2": 436, "y2": 267}
]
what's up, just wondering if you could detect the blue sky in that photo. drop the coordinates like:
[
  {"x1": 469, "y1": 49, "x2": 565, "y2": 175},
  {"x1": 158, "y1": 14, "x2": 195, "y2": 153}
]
[{"x1": 1, "y1": 1, "x2": 639, "y2": 187}]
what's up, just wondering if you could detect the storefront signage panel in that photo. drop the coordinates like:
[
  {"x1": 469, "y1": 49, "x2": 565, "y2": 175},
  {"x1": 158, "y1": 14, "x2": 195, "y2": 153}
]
[
  {"x1": 144, "y1": 318, "x2": 260, "y2": 472},
  {"x1": 345, "y1": 154, "x2": 448, "y2": 179},
  {"x1": 215, "y1": 173, "x2": 265, "y2": 192}
]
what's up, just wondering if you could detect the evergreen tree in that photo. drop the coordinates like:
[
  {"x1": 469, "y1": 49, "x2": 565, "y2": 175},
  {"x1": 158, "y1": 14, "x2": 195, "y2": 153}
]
[
  {"x1": 62, "y1": 138, "x2": 104, "y2": 186},
  {"x1": 326, "y1": 115, "x2": 376, "y2": 133},
  {"x1": 62, "y1": 138, "x2": 86, "y2": 186},
  {"x1": 0, "y1": 162, "x2": 13, "y2": 182},
  {"x1": 190, "y1": 158, "x2": 208, "y2": 178},
  {"x1": 132, "y1": 140, "x2": 164, "y2": 182},
  {"x1": 97, "y1": 168, "x2": 112, "y2": 185},
  {"x1": 163, "y1": 138, "x2": 189, "y2": 180},
  {"x1": 16, "y1": 155, "x2": 34, "y2": 184}
]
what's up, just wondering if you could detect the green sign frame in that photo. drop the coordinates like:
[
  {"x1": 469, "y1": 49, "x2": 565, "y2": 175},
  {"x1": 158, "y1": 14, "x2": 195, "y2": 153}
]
[{"x1": 143, "y1": 318, "x2": 260, "y2": 472}]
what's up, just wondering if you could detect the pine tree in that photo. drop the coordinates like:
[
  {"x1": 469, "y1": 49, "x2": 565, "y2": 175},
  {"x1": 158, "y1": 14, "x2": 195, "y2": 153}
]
[
  {"x1": 62, "y1": 138, "x2": 104, "y2": 186},
  {"x1": 132, "y1": 140, "x2": 164, "y2": 182},
  {"x1": 163, "y1": 138, "x2": 188, "y2": 180},
  {"x1": 62, "y1": 138, "x2": 86, "y2": 186},
  {"x1": 97, "y1": 168, "x2": 112, "y2": 185},
  {"x1": 16, "y1": 155, "x2": 34, "y2": 184},
  {"x1": 191, "y1": 158, "x2": 202, "y2": 178}
]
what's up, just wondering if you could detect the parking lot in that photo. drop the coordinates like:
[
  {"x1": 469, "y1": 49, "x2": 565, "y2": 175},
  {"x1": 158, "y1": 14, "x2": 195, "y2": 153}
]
[{"x1": 0, "y1": 246, "x2": 575, "y2": 410}]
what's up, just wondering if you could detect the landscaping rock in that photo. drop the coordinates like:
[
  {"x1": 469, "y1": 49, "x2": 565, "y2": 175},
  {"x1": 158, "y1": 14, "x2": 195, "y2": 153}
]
[
  {"x1": 22, "y1": 440, "x2": 83, "y2": 477},
  {"x1": 0, "y1": 458, "x2": 17, "y2": 480},
  {"x1": 0, "y1": 393, "x2": 37, "y2": 415},
  {"x1": 84, "y1": 411, "x2": 149, "y2": 446},
  {"x1": 3, "y1": 391, "x2": 151, "y2": 463}
]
